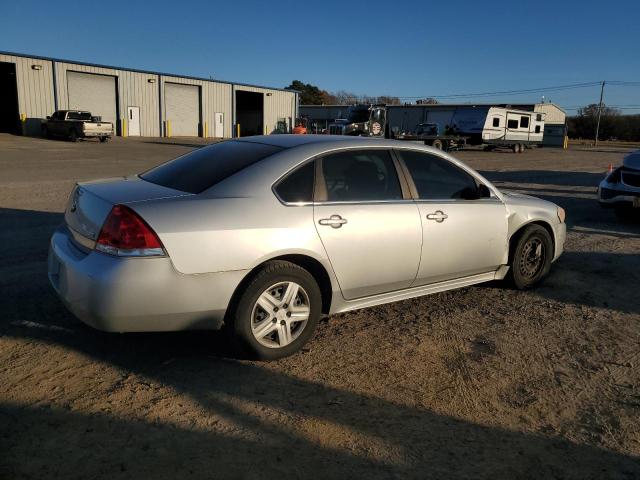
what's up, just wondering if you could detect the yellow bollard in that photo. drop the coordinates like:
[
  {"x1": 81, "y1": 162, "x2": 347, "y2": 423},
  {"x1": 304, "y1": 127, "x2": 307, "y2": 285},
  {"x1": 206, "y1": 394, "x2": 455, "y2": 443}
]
[
  {"x1": 204, "y1": 122, "x2": 208, "y2": 138},
  {"x1": 166, "y1": 120, "x2": 171, "y2": 138},
  {"x1": 236, "y1": 124, "x2": 241, "y2": 138},
  {"x1": 122, "y1": 119, "x2": 127, "y2": 138},
  {"x1": 20, "y1": 113, "x2": 26, "y2": 135}
]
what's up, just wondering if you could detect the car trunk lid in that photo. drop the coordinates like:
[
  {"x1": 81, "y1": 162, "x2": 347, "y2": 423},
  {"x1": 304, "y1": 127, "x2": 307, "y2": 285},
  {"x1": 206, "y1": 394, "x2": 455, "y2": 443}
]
[{"x1": 64, "y1": 176, "x2": 190, "y2": 242}]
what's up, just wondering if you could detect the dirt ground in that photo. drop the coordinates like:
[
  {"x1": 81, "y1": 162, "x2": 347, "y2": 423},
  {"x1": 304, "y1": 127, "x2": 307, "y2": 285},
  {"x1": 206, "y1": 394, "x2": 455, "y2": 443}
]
[{"x1": 1, "y1": 134, "x2": 639, "y2": 479}]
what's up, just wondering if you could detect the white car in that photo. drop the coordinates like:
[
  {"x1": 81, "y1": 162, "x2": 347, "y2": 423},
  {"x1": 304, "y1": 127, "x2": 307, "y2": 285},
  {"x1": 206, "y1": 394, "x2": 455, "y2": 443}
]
[{"x1": 598, "y1": 150, "x2": 640, "y2": 218}]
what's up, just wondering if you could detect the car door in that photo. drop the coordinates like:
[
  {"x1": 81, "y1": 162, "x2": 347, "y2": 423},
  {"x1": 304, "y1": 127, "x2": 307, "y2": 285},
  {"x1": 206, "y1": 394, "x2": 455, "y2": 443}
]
[
  {"x1": 396, "y1": 149, "x2": 508, "y2": 285},
  {"x1": 314, "y1": 149, "x2": 422, "y2": 300},
  {"x1": 49, "y1": 112, "x2": 62, "y2": 135}
]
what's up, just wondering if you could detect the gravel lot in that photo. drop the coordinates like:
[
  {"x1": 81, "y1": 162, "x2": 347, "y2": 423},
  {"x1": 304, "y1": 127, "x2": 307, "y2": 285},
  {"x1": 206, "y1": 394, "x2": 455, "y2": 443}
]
[{"x1": 1, "y1": 134, "x2": 639, "y2": 479}]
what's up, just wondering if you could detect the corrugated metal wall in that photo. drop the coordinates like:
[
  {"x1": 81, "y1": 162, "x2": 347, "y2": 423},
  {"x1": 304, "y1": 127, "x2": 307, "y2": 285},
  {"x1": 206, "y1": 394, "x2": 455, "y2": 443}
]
[
  {"x1": 0, "y1": 53, "x2": 55, "y2": 135},
  {"x1": 159, "y1": 75, "x2": 233, "y2": 138},
  {"x1": 234, "y1": 85, "x2": 296, "y2": 135},
  {"x1": 55, "y1": 62, "x2": 160, "y2": 136},
  {"x1": 3, "y1": 52, "x2": 296, "y2": 138}
]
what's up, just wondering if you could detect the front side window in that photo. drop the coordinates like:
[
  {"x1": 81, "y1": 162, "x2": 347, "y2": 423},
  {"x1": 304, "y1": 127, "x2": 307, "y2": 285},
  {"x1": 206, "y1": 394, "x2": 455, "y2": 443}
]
[
  {"x1": 507, "y1": 119, "x2": 519, "y2": 129},
  {"x1": 492, "y1": 117, "x2": 500, "y2": 127},
  {"x1": 321, "y1": 150, "x2": 402, "y2": 202},
  {"x1": 274, "y1": 161, "x2": 315, "y2": 203},
  {"x1": 399, "y1": 150, "x2": 478, "y2": 200},
  {"x1": 520, "y1": 116, "x2": 530, "y2": 128}
]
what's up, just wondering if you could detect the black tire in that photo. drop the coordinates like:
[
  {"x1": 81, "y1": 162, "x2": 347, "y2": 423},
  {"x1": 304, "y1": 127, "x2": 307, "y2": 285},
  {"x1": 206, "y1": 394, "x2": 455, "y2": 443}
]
[
  {"x1": 227, "y1": 260, "x2": 322, "y2": 360},
  {"x1": 519, "y1": 143, "x2": 525, "y2": 153},
  {"x1": 432, "y1": 139, "x2": 443, "y2": 150},
  {"x1": 509, "y1": 224, "x2": 553, "y2": 290},
  {"x1": 69, "y1": 129, "x2": 78, "y2": 142},
  {"x1": 99, "y1": 136, "x2": 108, "y2": 143},
  {"x1": 512, "y1": 144, "x2": 519, "y2": 153}
]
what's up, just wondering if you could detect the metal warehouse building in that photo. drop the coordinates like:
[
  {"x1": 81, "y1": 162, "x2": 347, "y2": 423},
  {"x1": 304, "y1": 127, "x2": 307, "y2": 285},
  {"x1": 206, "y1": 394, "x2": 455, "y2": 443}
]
[{"x1": 0, "y1": 51, "x2": 299, "y2": 138}]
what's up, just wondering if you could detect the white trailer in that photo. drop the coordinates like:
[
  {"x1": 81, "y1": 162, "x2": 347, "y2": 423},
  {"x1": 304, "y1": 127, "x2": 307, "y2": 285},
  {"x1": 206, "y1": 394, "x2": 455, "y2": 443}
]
[
  {"x1": 386, "y1": 105, "x2": 546, "y2": 152},
  {"x1": 480, "y1": 107, "x2": 545, "y2": 152}
]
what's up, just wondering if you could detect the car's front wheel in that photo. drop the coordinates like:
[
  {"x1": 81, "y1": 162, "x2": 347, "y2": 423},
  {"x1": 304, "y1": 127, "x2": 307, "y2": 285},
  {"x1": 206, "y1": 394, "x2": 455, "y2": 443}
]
[
  {"x1": 228, "y1": 261, "x2": 322, "y2": 360},
  {"x1": 509, "y1": 225, "x2": 553, "y2": 289}
]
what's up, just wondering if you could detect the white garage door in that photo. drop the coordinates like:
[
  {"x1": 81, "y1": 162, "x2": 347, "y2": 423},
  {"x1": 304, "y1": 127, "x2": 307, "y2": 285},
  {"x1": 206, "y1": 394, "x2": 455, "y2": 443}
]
[
  {"x1": 67, "y1": 71, "x2": 117, "y2": 124},
  {"x1": 165, "y1": 83, "x2": 200, "y2": 136}
]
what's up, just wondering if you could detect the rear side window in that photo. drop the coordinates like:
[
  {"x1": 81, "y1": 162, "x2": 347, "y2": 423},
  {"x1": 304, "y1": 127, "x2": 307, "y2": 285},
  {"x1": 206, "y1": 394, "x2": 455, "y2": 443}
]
[
  {"x1": 507, "y1": 119, "x2": 519, "y2": 129},
  {"x1": 321, "y1": 150, "x2": 402, "y2": 202},
  {"x1": 399, "y1": 150, "x2": 478, "y2": 199},
  {"x1": 68, "y1": 111, "x2": 92, "y2": 121},
  {"x1": 520, "y1": 116, "x2": 530, "y2": 128},
  {"x1": 274, "y1": 161, "x2": 315, "y2": 203},
  {"x1": 141, "y1": 141, "x2": 284, "y2": 194}
]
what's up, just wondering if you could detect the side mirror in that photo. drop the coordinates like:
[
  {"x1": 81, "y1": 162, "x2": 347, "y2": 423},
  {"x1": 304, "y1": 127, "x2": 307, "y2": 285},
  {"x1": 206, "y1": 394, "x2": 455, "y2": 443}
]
[
  {"x1": 46, "y1": 116, "x2": 51, "y2": 120},
  {"x1": 478, "y1": 184, "x2": 492, "y2": 198}
]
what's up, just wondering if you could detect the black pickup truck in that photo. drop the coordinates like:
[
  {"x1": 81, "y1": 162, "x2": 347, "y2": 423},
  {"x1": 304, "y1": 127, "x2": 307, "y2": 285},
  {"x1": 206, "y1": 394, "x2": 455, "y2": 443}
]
[{"x1": 42, "y1": 110, "x2": 113, "y2": 142}]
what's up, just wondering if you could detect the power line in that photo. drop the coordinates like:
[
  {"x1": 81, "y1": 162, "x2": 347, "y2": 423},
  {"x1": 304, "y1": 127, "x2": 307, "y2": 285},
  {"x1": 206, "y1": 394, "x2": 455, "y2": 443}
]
[{"x1": 394, "y1": 80, "x2": 640, "y2": 100}]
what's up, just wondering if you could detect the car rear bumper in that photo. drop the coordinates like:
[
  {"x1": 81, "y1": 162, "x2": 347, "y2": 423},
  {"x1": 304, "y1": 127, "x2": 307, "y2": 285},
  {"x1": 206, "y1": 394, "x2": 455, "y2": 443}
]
[
  {"x1": 598, "y1": 183, "x2": 640, "y2": 207},
  {"x1": 48, "y1": 226, "x2": 247, "y2": 332},
  {"x1": 83, "y1": 131, "x2": 112, "y2": 137}
]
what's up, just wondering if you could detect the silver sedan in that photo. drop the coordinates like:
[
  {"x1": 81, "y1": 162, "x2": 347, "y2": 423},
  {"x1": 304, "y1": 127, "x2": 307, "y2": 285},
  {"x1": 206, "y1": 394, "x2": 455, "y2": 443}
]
[{"x1": 48, "y1": 135, "x2": 566, "y2": 359}]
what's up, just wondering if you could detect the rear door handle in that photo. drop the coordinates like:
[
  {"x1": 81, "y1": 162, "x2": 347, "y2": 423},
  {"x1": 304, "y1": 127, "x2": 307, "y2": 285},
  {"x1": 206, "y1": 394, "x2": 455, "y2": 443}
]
[
  {"x1": 319, "y1": 215, "x2": 348, "y2": 228},
  {"x1": 426, "y1": 210, "x2": 448, "y2": 223}
]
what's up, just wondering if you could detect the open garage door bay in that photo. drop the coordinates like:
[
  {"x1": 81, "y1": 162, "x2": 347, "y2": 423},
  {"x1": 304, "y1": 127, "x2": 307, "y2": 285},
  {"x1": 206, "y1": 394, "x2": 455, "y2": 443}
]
[
  {"x1": 67, "y1": 71, "x2": 117, "y2": 124},
  {"x1": 165, "y1": 83, "x2": 200, "y2": 137}
]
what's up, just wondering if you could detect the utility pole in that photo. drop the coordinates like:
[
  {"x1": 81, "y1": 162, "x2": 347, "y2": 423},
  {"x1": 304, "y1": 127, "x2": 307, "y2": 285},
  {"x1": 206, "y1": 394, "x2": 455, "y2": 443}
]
[{"x1": 594, "y1": 81, "x2": 605, "y2": 147}]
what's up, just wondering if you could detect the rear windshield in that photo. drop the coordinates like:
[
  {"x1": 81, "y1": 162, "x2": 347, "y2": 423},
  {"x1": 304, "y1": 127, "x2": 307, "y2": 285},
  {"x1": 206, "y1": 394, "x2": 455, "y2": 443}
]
[
  {"x1": 140, "y1": 141, "x2": 284, "y2": 194},
  {"x1": 67, "y1": 111, "x2": 92, "y2": 121}
]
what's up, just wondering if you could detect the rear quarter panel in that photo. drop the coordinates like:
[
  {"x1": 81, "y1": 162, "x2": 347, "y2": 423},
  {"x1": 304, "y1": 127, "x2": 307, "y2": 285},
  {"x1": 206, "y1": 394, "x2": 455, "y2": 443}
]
[{"x1": 132, "y1": 195, "x2": 328, "y2": 275}]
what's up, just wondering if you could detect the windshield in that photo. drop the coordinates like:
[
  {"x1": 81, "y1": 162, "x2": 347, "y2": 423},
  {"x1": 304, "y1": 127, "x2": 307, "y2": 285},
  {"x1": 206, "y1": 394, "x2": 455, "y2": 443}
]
[
  {"x1": 67, "y1": 111, "x2": 93, "y2": 121},
  {"x1": 141, "y1": 140, "x2": 285, "y2": 194},
  {"x1": 347, "y1": 108, "x2": 370, "y2": 123}
]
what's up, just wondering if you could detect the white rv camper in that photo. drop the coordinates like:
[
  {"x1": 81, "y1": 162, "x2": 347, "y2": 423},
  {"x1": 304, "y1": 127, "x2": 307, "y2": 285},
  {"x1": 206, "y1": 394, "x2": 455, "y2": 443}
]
[{"x1": 480, "y1": 107, "x2": 545, "y2": 152}]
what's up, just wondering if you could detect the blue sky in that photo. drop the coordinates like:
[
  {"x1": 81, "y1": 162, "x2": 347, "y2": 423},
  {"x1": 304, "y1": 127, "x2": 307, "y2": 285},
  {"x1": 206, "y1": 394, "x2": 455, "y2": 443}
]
[{"x1": 1, "y1": 0, "x2": 639, "y2": 113}]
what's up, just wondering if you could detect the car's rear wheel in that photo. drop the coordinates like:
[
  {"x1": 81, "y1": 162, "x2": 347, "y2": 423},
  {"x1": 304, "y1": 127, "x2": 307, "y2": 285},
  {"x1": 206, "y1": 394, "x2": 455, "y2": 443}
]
[
  {"x1": 228, "y1": 260, "x2": 321, "y2": 360},
  {"x1": 99, "y1": 136, "x2": 108, "y2": 143},
  {"x1": 509, "y1": 225, "x2": 553, "y2": 289}
]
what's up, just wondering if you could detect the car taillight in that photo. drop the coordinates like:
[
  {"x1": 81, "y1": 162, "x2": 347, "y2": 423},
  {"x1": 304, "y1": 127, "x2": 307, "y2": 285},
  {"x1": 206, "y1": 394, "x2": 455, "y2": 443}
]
[{"x1": 96, "y1": 205, "x2": 165, "y2": 257}]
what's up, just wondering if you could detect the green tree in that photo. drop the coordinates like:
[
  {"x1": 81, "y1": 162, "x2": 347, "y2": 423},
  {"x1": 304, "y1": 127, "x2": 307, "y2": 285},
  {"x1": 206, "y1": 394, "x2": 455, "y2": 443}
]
[
  {"x1": 285, "y1": 80, "x2": 326, "y2": 105},
  {"x1": 568, "y1": 103, "x2": 620, "y2": 140}
]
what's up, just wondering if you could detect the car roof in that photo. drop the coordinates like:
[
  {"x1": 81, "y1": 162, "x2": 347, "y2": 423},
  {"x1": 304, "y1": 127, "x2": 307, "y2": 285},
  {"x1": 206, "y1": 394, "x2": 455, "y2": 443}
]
[{"x1": 235, "y1": 134, "x2": 414, "y2": 150}]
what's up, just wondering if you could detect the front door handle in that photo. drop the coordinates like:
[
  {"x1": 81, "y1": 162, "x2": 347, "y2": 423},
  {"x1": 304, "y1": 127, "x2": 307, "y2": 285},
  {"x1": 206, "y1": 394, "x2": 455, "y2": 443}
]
[
  {"x1": 426, "y1": 210, "x2": 448, "y2": 223},
  {"x1": 319, "y1": 215, "x2": 348, "y2": 228}
]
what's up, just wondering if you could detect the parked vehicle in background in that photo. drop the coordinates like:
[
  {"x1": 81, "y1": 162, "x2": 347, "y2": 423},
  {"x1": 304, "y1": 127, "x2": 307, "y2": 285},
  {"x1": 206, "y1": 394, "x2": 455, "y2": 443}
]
[
  {"x1": 43, "y1": 110, "x2": 113, "y2": 142},
  {"x1": 48, "y1": 135, "x2": 566, "y2": 360},
  {"x1": 598, "y1": 150, "x2": 640, "y2": 219},
  {"x1": 480, "y1": 107, "x2": 545, "y2": 153},
  {"x1": 395, "y1": 122, "x2": 468, "y2": 151},
  {"x1": 325, "y1": 104, "x2": 545, "y2": 153}
]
